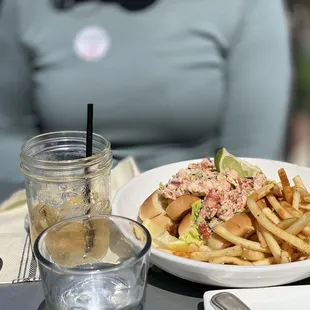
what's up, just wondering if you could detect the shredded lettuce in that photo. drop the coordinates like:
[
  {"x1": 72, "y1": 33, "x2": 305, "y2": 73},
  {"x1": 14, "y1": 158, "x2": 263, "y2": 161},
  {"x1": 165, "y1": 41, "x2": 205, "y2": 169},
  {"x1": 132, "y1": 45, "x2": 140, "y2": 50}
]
[
  {"x1": 192, "y1": 200, "x2": 204, "y2": 224},
  {"x1": 179, "y1": 200, "x2": 206, "y2": 246}
]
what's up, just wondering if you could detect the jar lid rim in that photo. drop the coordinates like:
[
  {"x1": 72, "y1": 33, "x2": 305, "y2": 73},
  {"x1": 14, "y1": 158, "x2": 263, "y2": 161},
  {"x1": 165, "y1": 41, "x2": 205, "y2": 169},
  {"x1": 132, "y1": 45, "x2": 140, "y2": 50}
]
[{"x1": 20, "y1": 131, "x2": 111, "y2": 166}]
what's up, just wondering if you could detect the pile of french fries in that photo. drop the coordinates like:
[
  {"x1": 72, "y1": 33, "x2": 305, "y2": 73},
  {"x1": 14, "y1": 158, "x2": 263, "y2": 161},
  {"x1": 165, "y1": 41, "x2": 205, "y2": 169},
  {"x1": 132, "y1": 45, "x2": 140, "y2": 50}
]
[{"x1": 172, "y1": 169, "x2": 310, "y2": 266}]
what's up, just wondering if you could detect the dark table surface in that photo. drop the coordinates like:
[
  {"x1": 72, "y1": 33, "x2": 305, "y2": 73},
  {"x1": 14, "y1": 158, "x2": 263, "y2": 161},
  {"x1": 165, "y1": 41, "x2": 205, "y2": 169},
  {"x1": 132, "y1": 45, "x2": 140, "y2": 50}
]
[
  {"x1": 0, "y1": 269, "x2": 209, "y2": 310},
  {"x1": 2, "y1": 269, "x2": 310, "y2": 310},
  {"x1": 1, "y1": 182, "x2": 310, "y2": 310}
]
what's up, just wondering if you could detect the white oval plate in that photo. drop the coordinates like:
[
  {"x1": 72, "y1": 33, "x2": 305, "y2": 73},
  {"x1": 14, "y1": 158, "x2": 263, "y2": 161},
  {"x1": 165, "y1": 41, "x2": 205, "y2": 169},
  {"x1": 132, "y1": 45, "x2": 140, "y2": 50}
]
[
  {"x1": 112, "y1": 158, "x2": 310, "y2": 288},
  {"x1": 203, "y1": 285, "x2": 310, "y2": 309}
]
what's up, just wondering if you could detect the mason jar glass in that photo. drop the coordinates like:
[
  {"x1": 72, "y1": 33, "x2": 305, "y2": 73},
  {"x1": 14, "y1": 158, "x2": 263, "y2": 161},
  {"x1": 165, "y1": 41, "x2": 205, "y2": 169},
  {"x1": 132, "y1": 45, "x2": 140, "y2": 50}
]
[{"x1": 20, "y1": 131, "x2": 113, "y2": 247}]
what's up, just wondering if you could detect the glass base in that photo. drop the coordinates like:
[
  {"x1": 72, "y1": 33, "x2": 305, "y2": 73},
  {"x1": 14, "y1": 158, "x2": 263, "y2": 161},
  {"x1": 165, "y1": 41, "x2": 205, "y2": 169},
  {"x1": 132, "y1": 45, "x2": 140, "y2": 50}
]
[{"x1": 38, "y1": 300, "x2": 145, "y2": 310}]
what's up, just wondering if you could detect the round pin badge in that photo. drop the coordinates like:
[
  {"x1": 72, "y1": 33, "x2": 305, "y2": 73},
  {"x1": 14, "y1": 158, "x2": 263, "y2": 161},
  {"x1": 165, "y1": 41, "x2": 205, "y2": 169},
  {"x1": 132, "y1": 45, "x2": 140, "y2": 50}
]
[{"x1": 74, "y1": 26, "x2": 111, "y2": 62}]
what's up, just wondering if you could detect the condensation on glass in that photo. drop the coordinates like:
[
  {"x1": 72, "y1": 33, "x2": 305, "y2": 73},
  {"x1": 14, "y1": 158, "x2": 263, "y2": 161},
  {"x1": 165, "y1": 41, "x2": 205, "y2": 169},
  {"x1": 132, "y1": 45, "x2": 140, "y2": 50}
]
[{"x1": 20, "y1": 131, "x2": 113, "y2": 246}]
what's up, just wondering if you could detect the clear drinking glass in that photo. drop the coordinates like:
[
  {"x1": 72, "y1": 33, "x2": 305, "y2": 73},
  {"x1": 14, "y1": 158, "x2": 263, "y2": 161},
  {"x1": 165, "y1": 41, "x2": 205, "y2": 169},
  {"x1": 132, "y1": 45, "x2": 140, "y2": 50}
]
[
  {"x1": 20, "y1": 131, "x2": 113, "y2": 247},
  {"x1": 34, "y1": 215, "x2": 151, "y2": 310}
]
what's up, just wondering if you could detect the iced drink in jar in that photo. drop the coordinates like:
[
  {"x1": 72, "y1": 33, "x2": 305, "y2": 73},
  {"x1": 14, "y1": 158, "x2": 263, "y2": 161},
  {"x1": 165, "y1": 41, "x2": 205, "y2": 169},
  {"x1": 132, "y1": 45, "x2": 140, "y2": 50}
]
[{"x1": 20, "y1": 131, "x2": 113, "y2": 248}]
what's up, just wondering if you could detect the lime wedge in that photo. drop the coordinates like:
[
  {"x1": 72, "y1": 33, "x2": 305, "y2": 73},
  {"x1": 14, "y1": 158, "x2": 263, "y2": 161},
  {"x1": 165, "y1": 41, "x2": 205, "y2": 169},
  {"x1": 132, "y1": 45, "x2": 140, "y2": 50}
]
[{"x1": 214, "y1": 147, "x2": 261, "y2": 178}]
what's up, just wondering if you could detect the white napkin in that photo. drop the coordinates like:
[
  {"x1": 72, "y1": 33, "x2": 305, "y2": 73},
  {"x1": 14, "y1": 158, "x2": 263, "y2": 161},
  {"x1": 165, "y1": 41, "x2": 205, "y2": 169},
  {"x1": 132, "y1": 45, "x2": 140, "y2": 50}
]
[{"x1": 0, "y1": 157, "x2": 140, "y2": 284}]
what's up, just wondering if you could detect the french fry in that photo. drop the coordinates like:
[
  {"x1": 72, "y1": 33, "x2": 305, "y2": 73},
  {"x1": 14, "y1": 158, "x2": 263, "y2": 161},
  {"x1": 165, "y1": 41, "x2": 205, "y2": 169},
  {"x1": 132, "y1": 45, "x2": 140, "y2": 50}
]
[
  {"x1": 261, "y1": 207, "x2": 280, "y2": 224},
  {"x1": 299, "y1": 204, "x2": 310, "y2": 211},
  {"x1": 259, "y1": 224, "x2": 282, "y2": 263},
  {"x1": 241, "y1": 248, "x2": 270, "y2": 261},
  {"x1": 281, "y1": 205, "x2": 310, "y2": 236},
  {"x1": 292, "y1": 190, "x2": 301, "y2": 210},
  {"x1": 301, "y1": 227, "x2": 310, "y2": 237},
  {"x1": 247, "y1": 197, "x2": 310, "y2": 254},
  {"x1": 187, "y1": 245, "x2": 243, "y2": 262},
  {"x1": 266, "y1": 194, "x2": 292, "y2": 220},
  {"x1": 286, "y1": 212, "x2": 310, "y2": 235},
  {"x1": 255, "y1": 221, "x2": 267, "y2": 248},
  {"x1": 257, "y1": 199, "x2": 268, "y2": 210},
  {"x1": 294, "y1": 187, "x2": 309, "y2": 199},
  {"x1": 277, "y1": 218, "x2": 297, "y2": 230},
  {"x1": 278, "y1": 168, "x2": 293, "y2": 203},
  {"x1": 303, "y1": 225, "x2": 310, "y2": 236},
  {"x1": 213, "y1": 225, "x2": 271, "y2": 253},
  {"x1": 297, "y1": 233, "x2": 308, "y2": 241},
  {"x1": 280, "y1": 250, "x2": 291, "y2": 264},
  {"x1": 250, "y1": 183, "x2": 274, "y2": 201},
  {"x1": 303, "y1": 196, "x2": 310, "y2": 203},
  {"x1": 291, "y1": 252, "x2": 304, "y2": 261},
  {"x1": 252, "y1": 257, "x2": 275, "y2": 266},
  {"x1": 209, "y1": 256, "x2": 253, "y2": 266},
  {"x1": 282, "y1": 241, "x2": 295, "y2": 259},
  {"x1": 270, "y1": 184, "x2": 283, "y2": 197},
  {"x1": 293, "y1": 176, "x2": 307, "y2": 192},
  {"x1": 280, "y1": 201, "x2": 303, "y2": 218}
]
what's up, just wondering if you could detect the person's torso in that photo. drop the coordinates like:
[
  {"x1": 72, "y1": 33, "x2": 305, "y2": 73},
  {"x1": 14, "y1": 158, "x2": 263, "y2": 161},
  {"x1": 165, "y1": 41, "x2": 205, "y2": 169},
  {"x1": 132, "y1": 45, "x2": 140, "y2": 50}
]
[{"x1": 18, "y1": 0, "x2": 247, "y2": 169}]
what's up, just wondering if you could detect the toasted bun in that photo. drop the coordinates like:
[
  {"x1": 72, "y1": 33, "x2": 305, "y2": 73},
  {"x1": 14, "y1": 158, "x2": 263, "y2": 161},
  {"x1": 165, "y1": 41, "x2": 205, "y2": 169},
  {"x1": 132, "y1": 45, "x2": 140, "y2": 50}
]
[
  {"x1": 208, "y1": 213, "x2": 255, "y2": 250},
  {"x1": 150, "y1": 212, "x2": 175, "y2": 232},
  {"x1": 142, "y1": 212, "x2": 180, "y2": 237},
  {"x1": 139, "y1": 190, "x2": 167, "y2": 221},
  {"x1": 166, "y1": 195, "x2": 200, "y2": 221},
  {"x1": 178, "y1": 212, "x2": 191, "y2": 236}
]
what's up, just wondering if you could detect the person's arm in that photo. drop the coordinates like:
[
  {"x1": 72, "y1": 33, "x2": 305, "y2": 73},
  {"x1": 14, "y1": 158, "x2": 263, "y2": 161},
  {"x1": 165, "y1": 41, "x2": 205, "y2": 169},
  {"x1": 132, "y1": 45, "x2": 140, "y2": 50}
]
[
  {"x1": 0, "y1": 0, "x2": 38, "y2": 185},
  {"x1": 219, "y1": 0, "x2": 291, "y2": 160}
]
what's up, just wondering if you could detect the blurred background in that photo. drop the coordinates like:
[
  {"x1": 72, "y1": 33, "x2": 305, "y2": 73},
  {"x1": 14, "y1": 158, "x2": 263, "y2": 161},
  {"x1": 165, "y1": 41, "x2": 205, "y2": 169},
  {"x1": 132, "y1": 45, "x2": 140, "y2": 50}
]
[
  {"x1": 2, "y1": 0, "x2": 310, "y2": 170},
  {"x1": 286, "y1": 0, "x2": 310, "y2": 166}
]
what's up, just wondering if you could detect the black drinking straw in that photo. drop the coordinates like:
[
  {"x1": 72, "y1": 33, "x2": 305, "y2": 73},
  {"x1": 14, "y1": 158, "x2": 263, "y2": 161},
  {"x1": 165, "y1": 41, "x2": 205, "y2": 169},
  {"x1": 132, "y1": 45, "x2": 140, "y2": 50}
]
[
  {"x1": 85, "y1": 103, "x2": 93, "y2": 206},
  {"x1": 86, "y1": 103, "x2": 93, "y2": 158},
  {"x1": 85, "y1": 103, "x2": 94, "y2": 252}
]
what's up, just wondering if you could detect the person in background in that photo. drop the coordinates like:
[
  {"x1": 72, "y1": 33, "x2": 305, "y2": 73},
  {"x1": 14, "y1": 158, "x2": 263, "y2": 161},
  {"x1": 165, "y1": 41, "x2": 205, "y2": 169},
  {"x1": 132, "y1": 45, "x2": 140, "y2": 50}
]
[{"x1": 0, "y1": 0, "x2": 291, "y2": 191}]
